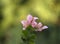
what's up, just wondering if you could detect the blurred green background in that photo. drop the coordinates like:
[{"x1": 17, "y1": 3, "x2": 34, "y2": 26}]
[{"x1": 0, "y1": 0, "x2": 60, "y2": 44}]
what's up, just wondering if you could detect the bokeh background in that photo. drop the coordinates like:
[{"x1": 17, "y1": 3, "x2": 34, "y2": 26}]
[{"x1": 0, "y1": 0, "x2": 60, "y2": 44}]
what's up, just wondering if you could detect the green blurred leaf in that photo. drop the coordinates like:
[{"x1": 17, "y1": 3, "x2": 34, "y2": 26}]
[{"x1": 5, "y1": 24, "x2": 23, "y2": 44}]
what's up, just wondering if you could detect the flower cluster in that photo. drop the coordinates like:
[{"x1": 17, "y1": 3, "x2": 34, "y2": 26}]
[{"x1": 21, "y1": 14, "x2": 48, "y2": 31}]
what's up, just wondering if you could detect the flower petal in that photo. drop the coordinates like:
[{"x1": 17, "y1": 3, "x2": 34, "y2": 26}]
[
  {"x1": 21, "y1": 20, "x2": 26, "y2": 25},
  {"x1": 31, "y1": 21, "x2": 37, "y2": 28},
  {"x1": 42, "y1": 26, "x2": 48, "y2": 29},
  {"x1": 35, "y1": 25, "x2": 48, "y2": 31},
  {"x1": 37, "y1": 22, "x2": 43, "y2": 28},
  {"x1": 21, "y1": 20, "x2": 28, "y2": 29},
  {"x1": 27, "y1": 14, "x2": 33, "y2": 22},
  {"x1": 23, "y1": 28, "x2": 26, "y2": 30},
  {"x1": 34, "y1": 17, "x2": 38, "y2": 21}
]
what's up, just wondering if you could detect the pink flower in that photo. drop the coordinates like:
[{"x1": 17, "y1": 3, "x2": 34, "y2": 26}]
[
  {"x1": 35, "y1": 22, "x2": 48, "y2": 31},
  {"x1": 21, "y1": 14, "x2": 38, "y2": 30},
  {"x1": 21, "y1": 14, "x2": 48, "y2": 31}
]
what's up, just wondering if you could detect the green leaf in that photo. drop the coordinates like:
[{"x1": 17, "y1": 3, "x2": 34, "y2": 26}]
[{"x1": 5, "y1": 24, "x2": 23, "y2": 44}]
